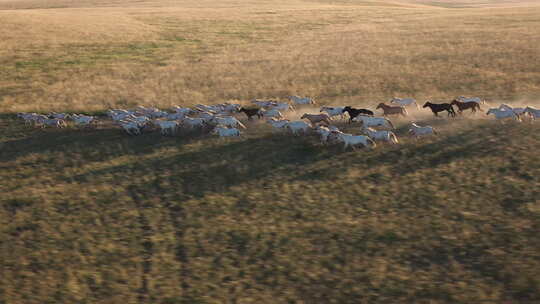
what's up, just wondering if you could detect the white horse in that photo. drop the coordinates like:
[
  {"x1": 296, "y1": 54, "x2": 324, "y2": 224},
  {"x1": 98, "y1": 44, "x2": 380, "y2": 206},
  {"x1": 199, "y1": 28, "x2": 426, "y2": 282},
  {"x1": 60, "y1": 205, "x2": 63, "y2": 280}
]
[
  {"x1": 285, "y1": 121, "x2": 312, "y2": 135},
  {"x1": 211, "y1": 116, "x2": 246, "y2": 129},
  {"x1": 288, "y1": 95, "x2": 316, "y2": 105},
  {"x1": 320, "y1": 106, "x2": 345, "y2": 120},
  {"x1": 266, "y1": 118, "x2": 290, "y2": 131},
  {"x1": 72, "y1": 115, "x2": 96, "y2": 127},
  {"x1": 457, "y1": 96, "x2": 486, "y2": 105},
  {"x1": 486, "y1": 108, "x2": 521, "y2": 122},
  {"x1": 212, "y1": 125, "x2": 241, "y2": 137},
  {"x1": 334, "y1": 132, "x2": 376, "y2": 150},
  {"x1": 268, "y1": 102, "x2": 294, "y2": 111},
  {"x1": 314, "y1": 126, "x2": 335, "y2": 144},
  {"x1": 154, "y1": 120, "x2": 178, "y2": 135},
  {"x1": 181, "y1": 117, "x2": 206, "y2": 129},
  {"x1": 390, "y1": 97, "x2": 419, "y2": 109},
  {"x1": 408, "y1": 123, "x2": 437, "y2": 138},
  {"x1": 352, "y1": 115, "x2": 394, "y2": 129},
  {"x1": 498, "y1": 104, "x2": 528, "y2": 117},
  {"x1": 524, "y1": 106, "x2": 540, "y2": 120},
  {"x1": 119, "y1": 121, "x2": 141, "y2": 135},
  {"x1": 260, "y1": 109, "x2": 284, "y2": 119},
  {"x1": 362, "y1": 127, "x2": 399, "y2": 144}
]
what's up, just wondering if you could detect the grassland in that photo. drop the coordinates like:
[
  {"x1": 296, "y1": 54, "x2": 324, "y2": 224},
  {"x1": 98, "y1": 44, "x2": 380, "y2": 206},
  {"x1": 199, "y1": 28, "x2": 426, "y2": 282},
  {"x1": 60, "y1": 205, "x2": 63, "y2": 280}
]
[
  {"x1": 1, "y1": 0, "x2": 540, "y2": 303},
  {"x1": 1, "y1": 0, "x2": 540, "y2": 112}
]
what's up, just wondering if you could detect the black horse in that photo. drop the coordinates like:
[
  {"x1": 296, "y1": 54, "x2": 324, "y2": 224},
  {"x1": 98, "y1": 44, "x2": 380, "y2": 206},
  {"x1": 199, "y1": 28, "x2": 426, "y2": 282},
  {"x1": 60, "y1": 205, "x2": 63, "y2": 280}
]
[
  {"x1": 239, "y1": 107, "x2": 262, "y2": 120},
  {"x1": 342, "y1": 106, "x2": 374, "y2": 123},
  {"x1": 423, "y1": 101, "x2": 456, "y2": 117}
]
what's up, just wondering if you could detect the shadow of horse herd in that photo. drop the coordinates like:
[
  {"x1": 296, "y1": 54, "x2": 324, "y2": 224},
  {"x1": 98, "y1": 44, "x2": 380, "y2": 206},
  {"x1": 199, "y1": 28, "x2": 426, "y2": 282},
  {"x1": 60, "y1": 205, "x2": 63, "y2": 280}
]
[{"x1": 15, "y1": 95, "x2": 540, "y2": 150}]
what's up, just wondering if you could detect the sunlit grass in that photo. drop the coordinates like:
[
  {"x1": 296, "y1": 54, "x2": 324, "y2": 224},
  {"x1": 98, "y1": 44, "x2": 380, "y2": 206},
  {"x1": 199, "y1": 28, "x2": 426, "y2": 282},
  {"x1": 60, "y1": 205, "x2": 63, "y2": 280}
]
[
  {"x1": 1, "y1": 0, "x2": 540, "y2": 112},
  {"x1": 1, "y1": 0, "x2": 540, "y2": 303}
]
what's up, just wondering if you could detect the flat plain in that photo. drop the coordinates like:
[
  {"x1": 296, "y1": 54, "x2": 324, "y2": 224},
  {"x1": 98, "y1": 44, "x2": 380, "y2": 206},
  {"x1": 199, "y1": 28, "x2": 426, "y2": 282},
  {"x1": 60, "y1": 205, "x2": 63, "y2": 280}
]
[{"x1": 1, "y1": 0, "x2": 539, "y2": 303}]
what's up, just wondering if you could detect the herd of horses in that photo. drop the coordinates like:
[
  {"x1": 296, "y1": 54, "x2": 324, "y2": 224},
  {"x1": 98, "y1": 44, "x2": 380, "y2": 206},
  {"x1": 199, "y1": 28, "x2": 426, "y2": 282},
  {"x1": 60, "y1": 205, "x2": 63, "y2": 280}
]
[
  {"x1": 338, "y1": 99, "x2": 482, "y2": 121},
  {"x1": 15, "y1": 95, "x2": 537, "y2": 151}
]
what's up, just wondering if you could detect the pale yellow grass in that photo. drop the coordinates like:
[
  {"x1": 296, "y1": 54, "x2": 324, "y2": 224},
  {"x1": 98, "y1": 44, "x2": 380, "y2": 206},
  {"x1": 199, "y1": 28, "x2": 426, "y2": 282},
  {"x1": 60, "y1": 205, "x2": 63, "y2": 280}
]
[
  {"x1": 0, "y1": 0, "x2": 539, "y2": 113},
  {"x1": 407, "y1": 0, "x2": 540, "y2": 8}
]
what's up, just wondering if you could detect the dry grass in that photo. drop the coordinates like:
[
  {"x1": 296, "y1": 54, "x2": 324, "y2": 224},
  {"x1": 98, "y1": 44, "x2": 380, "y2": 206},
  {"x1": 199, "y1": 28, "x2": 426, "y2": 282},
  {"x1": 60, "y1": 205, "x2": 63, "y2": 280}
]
[
  {"x1": 1, "y1": 0, "x2": 540, "y2": 112},
  {"x1": 1, "y1": 0, "x2": 540, "y2": 303},
  {"x1": 1, "y1": 110, "x2": 539, "y2": 303}
]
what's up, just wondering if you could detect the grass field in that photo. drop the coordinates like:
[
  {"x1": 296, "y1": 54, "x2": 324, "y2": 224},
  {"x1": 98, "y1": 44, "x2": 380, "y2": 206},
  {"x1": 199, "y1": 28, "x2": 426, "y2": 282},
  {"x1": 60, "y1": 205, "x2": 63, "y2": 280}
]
[{"x1": 1, "y1": 0, "x2": 540, "y2": 303}]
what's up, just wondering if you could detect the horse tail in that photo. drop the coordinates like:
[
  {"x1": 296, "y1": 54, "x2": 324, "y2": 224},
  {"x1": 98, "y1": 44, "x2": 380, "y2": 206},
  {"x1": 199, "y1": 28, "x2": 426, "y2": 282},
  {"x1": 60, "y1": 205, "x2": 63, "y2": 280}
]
[
  {"x1": 390, "y1": 132, "x2": 399, "y2": 144},
  {"x1": 238, "y1": 121, "x2": 247, "y2": 129},
  {"x1": 386, "y1": 118, "x2": 395, "y2": 129},
  {"x1": 368, "y1": 138, "x2": 377, "y2": 149}
]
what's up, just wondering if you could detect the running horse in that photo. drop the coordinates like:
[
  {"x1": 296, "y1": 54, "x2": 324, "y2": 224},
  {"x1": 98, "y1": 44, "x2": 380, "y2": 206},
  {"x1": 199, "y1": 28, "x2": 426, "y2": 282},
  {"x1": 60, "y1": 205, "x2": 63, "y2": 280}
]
[
  {"x1": 342, "y1": 106, "x2": 374, "y2": 123},
  {"x1": 450, "y1": 99, "x2": 481, "y2": 114},
  {"x1": 376, "y1": 103, "x2": 408, "y2": 117},
  {"x1": 423, "y1": 101, "x2": 456, "y2": 117}
]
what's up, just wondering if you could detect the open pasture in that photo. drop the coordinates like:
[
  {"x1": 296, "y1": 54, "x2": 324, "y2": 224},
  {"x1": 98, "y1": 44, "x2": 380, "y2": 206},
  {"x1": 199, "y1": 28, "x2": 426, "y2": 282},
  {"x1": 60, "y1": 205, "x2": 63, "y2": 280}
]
[
  {"x1": 1, "y1": 0, "x2": 540, "y2": 112},
  {"x1": 1, "y1": 0, "x2": 540, "y2": 303}
]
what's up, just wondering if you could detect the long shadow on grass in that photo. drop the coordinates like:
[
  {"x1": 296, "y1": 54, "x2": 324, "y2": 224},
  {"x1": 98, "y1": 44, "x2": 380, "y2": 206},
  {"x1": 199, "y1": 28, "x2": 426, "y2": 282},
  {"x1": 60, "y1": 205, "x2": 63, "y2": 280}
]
[
  {"x1": 68, "y1": 133, "x2": 332, "y2": 199},
  {"x1": 292, "y1": 121, "x2": 523, "y2": 183},
  {"x1": 0, "y1": 123, "x2": 207, "y2": 163}
]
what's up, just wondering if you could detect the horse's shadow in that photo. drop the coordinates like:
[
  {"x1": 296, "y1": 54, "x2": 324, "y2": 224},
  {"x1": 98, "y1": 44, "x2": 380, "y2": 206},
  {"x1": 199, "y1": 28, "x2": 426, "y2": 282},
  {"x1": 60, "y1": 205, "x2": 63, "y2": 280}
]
[
  {"x1": 290, "y1": 121, "x2": 504, "y2": 184},
  {"x1": 66, "y1": 132, "x2": 332, "y2": 199},
  {"x1": 0, "y1": 121, "x2": 211, "y2": 163},
  {"x1": 2, "y1": 114, "x2": 516, "y2": 200}
]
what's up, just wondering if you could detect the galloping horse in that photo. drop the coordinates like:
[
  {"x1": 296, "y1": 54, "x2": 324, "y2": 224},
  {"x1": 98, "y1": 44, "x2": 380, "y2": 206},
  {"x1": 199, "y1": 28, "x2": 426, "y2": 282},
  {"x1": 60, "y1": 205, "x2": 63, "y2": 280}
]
[
  {"x1": 451, "y1": 99, "x2": 481, "y2": 114},
  {"x1": 423, "y1": 101, "x2": 456, "y2": 117},
  {"x1": 376, "y1": 103, "x2": 408, "y2": 117},
  {"x1": 239, "y1": 107, "x2": 262, "y2": 120},
  {"x1": 342, "y1": 106, "x2": 374, "y2": 123}
]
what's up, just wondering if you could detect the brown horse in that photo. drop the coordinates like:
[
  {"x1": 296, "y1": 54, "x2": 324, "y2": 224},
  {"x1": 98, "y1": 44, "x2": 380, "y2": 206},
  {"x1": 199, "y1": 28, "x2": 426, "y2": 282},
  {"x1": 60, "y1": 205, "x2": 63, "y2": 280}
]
[
  {"x1": 376, "y1": 103, "x2": 408, "y2": 117},
  {"x1": 451, "y1": 99, "x2": 481, "y2": 114},
  {"x1": 239, "y1": 107, "x2": 262, "y2": 120}
]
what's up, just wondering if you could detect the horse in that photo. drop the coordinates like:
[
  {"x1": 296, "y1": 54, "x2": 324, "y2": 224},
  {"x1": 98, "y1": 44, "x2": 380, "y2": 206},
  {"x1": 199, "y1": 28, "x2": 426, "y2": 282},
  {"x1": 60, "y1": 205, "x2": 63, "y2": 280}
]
[
  {"x1": 288, "y1": 96, "x2": 316, "y2": 105},
  {"x1": 238, "y1": 107, "x2": 262, "y2": 120},
  {"x1": 300, "y1": 113, "x2": 332, "y2": 125},
  {"x1": 498, "y1": 104, "x2": 528, "y2": 118},
  {"x1": 334, "y1": 132, "x2": 377, "y2": 150},
  {"x1": 450, "y1": 99, "x2": 481, "y2": 114},
  {"x1": 456, "y1": 96, "x2": 486, "y2": 105},
  {"x1": 486, "y1": 108, "x2": 521, "y2": 122},
  {"x1": 353, "y1": 115, "x2": 394, "y2": 129},
  {"x1": 390, "y1": 97, "x2": 419, "y2": 109},
  {"x1": 362, "y1": 127, "x2": 399, "y2": 144},
  {"x1": 376, "y1": 103, "x2": 408, "y2": 117},
  {"x1": 524, "y1": 106, "x2": 540, "y2": 120},
  {"x1": 342, "y1": 106, "x2": 374, "y2": 123},
  {"x1": 409, "y1": 123, "x2": 437, "y2": 138},
  {"x1": 423, "y1": 101, "x2": 456, "y2": 117},
  {"x1": 320, "y1": 106, "x2": 345, "y2": 120}
]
